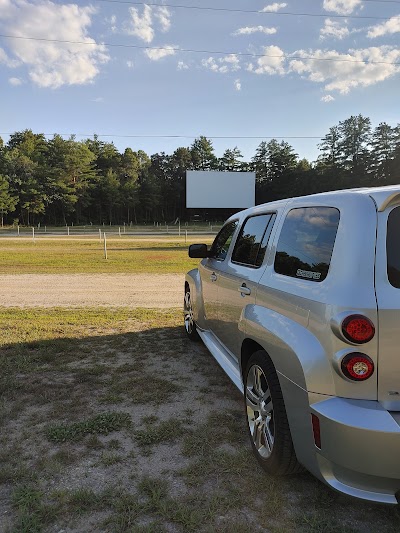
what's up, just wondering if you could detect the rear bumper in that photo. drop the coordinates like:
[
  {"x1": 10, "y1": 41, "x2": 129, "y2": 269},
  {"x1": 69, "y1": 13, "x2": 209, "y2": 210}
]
[{"x1": 311, "y1": 397, "x2": 400, "y2": 504}]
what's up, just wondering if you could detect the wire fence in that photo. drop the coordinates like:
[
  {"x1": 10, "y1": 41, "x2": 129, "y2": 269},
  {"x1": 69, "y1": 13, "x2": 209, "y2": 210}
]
[{"x1": 0, "y1": 223, "x2": 223, "y2": 239}]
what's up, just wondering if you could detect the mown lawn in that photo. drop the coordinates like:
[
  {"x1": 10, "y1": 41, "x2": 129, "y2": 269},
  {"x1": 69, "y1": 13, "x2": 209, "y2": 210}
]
[
  {"x1": 0, "y1": 307, "x2": 399, "y2": 532},
  {"x1": 0, "y1": 238, "x2": 213, "y2": 274}
]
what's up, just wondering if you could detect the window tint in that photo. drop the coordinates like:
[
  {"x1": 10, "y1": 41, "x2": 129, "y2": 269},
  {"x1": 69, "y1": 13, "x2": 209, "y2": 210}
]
[
  {"x1": 210, "y1": 220, "x2": 238, "y2": 261},
  {"x1": 274, "y1": 207, "x2": 340, "y2": 282},
  {"x1": 232, "y1": 214, "x2": 275, "y2": 267},
  {"x1": 387, "y1": 207, "x2": 400, "y2": 288}
]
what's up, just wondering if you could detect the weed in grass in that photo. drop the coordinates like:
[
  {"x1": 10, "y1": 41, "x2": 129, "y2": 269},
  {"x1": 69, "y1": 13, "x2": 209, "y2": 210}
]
[
  {"x1": 108, "y1": 438, "x2": 122, "y2": 450},
  {"x1": 295, "y1": 509, "x2": 357, "y2": 533},
  {"x1": 109, "y1": 493, "x2": 146, "y2": 532},
  {"x1": 12, "y1": 484, "x2": 59, "y2": 532},
  {"x1": 108, "y1": 373, "x2": 182, "y2": 406},
  {"x1": 52, "y1": 449, "x2": 77, "y2": 466},
  {"x1": 141, "y1": 415, "x2": 159, "y2": 425},
  {"x1": 46, "y1": 412, "x2": 131, "y2": 443},
  {"x1": 99, "y1": 452, "x2": 123, "y2": 467},
  {"x1": 134, "y1": 419, "x2": 186, "y2": 448},
  {"x1": 85, "y1": 434, "x2": 105, "y2": 450},
  {"x1": 181, "y1": 410, "x2": 246, "y2": 460}
]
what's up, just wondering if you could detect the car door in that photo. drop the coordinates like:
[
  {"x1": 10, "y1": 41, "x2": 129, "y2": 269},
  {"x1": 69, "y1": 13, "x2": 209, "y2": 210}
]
[
  {"x1": 215, "y1": 213, "x2": 276, "y2": 360},
  {"x1": 198, "y1": 220, "x2": 239, "y2": 333}
]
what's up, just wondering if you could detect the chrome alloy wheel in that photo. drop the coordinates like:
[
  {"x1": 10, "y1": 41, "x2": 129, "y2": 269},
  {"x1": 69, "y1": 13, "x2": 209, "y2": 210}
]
[
  {"x1": 246, "y1": 364, "x2": 275, "y2": 458},
  {"x1": 184, "y1": 291, "x2": 195, "y2": 335}
]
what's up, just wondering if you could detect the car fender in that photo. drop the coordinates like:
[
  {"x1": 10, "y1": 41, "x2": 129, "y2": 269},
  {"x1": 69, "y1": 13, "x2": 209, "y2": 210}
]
[
  {"x1": 185, "y1": 268, "x2": 206, "y2": 329},
  {"x1": 241, "y1": 304, "x2": 336, "y2": 396}
]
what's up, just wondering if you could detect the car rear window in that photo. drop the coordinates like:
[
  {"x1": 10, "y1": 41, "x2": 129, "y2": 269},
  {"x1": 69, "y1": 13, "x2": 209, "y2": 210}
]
[
  {"x1": 274, "y1": 207, "x2": 340, "y2": 282},
  {"x1": 232, "y1": 214, "x2": 276, "y2": 267},
  {"x1": 387, "y1": 207, "x2": 400, "y2": 288}
]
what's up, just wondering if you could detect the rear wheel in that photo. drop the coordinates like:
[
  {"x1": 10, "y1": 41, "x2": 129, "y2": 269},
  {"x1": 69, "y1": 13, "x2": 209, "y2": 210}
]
[
  {"x1": 184, "y1": 288, "x2": 199, "y2": 341},
  {"x1": 244, "y1": 350, "x2": 303, "y2": 475}
]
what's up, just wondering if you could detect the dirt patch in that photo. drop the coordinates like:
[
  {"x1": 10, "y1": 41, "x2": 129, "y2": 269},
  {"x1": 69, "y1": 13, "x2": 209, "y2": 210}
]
[{"x1": 0, "y1": 274, "x2": 184, "y2": 308}]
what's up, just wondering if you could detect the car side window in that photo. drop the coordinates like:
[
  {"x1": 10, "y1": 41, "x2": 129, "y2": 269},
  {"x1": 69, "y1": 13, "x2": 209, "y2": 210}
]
[
  {"x1": 387, "y1": 206, "x2": 400, "y2": 288},
  {"x1": 231, "y1": 214, "x2": 276, "y2": 268},
  {"x1": 209, "y1": 220, "x2": 238, "y2": 261},
  {"x1": 274, "y1": 207, "x2": 340, "y2": 282}
]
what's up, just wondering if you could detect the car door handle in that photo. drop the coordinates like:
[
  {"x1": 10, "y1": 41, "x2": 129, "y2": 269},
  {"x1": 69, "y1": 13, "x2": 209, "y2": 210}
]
[
  {"x1": 210, "y1": 273, "x2": 217, "y2": 282},
  {"x1": 238, "y1": 284, "x2": 251, "y2": 296}
]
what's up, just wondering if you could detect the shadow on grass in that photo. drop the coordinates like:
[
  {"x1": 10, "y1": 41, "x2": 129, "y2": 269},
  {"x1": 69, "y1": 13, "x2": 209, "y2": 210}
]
[{"x1": 0, "y1": 316, "x2": 399, "y2": 532}]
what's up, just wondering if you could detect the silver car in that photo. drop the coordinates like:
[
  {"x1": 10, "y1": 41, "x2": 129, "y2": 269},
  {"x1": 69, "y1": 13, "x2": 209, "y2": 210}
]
[{"x1": 184, "y1": 185, "x2": 400, "y2": 505}]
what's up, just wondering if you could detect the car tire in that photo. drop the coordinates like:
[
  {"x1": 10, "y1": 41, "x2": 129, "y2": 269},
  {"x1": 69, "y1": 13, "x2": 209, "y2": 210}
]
[
  {"x1": 244, "y1": 350, "x2": 304, "y2": 476},
  {"x1": 184, "y1": 287, "x2": 200, "y2": 341}
]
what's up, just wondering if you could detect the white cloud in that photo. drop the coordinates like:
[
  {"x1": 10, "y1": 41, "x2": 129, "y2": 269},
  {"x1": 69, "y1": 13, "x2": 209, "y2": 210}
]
[
  {"x1": 126, "y1": 5, "x2": 154, "y2": 43},
  {"x1": 320, "y1": 19, "x2": 350, "y2": 40},
  {"x1": 9, "y1": 77, "x2": 23, "y2": 86},
  {"x1": 155, "y1": 6, "x2": 171, "y2": 32},
  {"x1": 126, "y1": 60, "x2": 134, "y2": 69},
  {"x1": 0, "y1": 47, "x2": 20, "y2": 68},
  {"x1": 202, "y1": 54, "x2": 241, "y2": 73},
  {"x1": 261, "y1": 3, "x2": 287, "y2": 12},
  {"x1": 368, "y1": 16, "x2": 400, "y2": 38},
  {"x1": 124, "y1": 5, "x2": 171, "y2": 43},
  {"x1": 109, "y1": 15, "x2": 117, "y2": 33},
  {"x1": 177, "y1": 61, "x2": 189, "y2": 70},
  {"x1": 92, "y1": 96, "x2": 104, "y2": 102},
  {"x1": 144, "y1": 45, "x2": 177, "y2": 61},
  {"x1": 288, "y1": 46, "x2": 400, "y2": 94},
  {"x1": 233, "y1": 26, "x2": 277, "y2": 36},
  {"x1": 0, "y1": 0, "x2": 109, "y2": 89},
  {"x1": 321, "y1": 94, "x2": 335, "y2": 102},
  {"x1": 234, "y1": 79, "x2": 241, "y2": 91},
  {"x1": 323, "y1": 0, "x2": 362, "y2": 15},
  {"x1": 246, "y1": 45, "x2": 285, "y2": 75}
]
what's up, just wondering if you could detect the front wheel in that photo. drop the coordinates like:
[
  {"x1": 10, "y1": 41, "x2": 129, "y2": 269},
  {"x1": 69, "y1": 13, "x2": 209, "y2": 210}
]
[
  {"x1": 244, "y1": 350, "x2": 303, "y2": 476},
  {"x1": 184, "y1": 288, "x2": 199, "y2": 341}
]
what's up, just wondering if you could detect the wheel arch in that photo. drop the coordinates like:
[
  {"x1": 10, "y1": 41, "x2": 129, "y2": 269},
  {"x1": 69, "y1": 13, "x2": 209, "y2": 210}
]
[{"x1": 240, "y1": 304, "x2": 336, "y2": 396}]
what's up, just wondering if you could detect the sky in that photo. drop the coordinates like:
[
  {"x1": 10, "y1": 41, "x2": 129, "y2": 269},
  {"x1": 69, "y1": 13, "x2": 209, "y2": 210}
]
[{"x1": 1, "y1": 0, "x2": 399, "y2": 162}]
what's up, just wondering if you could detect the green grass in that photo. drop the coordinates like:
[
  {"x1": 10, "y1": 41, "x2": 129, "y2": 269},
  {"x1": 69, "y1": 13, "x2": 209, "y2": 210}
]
[
  {"x1": 1, "y1": 306, "x2": 400, "y2": 533},
  {"x1": 0, "y1": 237, "x2": 212, "y2": 274}
]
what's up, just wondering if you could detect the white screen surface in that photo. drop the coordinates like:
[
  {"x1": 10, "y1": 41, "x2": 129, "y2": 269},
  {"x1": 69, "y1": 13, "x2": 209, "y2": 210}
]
[{"x1": 186, "y1": 171, "x2": 255, "y2": 208}]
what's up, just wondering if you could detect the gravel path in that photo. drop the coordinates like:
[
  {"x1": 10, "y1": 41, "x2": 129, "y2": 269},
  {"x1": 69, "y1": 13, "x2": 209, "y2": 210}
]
[{"x1": 0, "y1": 273, "x2": 185, "y2": 308}]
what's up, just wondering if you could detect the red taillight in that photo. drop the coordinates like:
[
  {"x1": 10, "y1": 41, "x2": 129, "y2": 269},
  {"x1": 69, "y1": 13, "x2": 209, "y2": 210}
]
[
  {"x1": 341, "y1": 353, "x2": 374, "y2": 381},
  {"x1": 311, "y1": 414, "x2": 321, "y2": 449},
  {"x1": 342, "y1": 315, "x2": 375, "y2": 344}
]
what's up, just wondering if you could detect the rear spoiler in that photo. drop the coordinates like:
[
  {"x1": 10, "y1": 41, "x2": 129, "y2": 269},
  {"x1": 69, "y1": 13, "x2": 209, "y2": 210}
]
[{"x1": 369, "y1": 191, "x2": 400, "y2": 212}]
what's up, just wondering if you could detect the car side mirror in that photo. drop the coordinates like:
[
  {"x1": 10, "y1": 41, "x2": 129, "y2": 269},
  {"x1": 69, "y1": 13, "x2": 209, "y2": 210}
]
[{"x1": 188, "y1": 244, "x2": 209, "y2": 258}]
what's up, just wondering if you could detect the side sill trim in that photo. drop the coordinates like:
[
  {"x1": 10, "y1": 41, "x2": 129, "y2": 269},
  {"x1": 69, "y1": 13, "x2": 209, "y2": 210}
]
[{"x1": 197, "y1": 329, "x2": 243, "y2": 393}]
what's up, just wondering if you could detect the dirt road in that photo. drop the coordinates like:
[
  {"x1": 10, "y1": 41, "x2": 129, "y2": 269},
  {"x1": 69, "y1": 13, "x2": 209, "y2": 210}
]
[{"x1": 0, "y1": 273, "x2": 185, "y2": 308}]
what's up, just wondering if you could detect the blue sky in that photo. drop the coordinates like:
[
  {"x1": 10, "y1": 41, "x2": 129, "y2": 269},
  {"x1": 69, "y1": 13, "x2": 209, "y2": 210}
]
[{"x1": 1, "y1": 0, "x2": 399, "y2": 162}]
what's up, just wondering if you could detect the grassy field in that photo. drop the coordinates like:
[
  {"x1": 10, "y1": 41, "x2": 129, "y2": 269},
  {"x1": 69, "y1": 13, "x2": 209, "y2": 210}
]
[
  {"x1": 0, "y1": 307, "x2": 399, "y2": 532},
  {"x1": 0, "y1": 238, "x2": 214, "y2": 274}
]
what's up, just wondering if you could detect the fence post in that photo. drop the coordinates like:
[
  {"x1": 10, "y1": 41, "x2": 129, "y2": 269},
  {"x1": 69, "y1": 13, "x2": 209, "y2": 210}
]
[
  {"x1": 67, "y1": 226, "x2": 70, "y2": 236},
  {"x1": 166, "y1": 225, "x2": 169, "y2": 234},
  {"x1": 32, "y1": 227, "x2": 35, "y2": 242},
  {"x1": 99, "y1": 228, "x2": 102, "y2": 242},
  {"x1": 104, "y1": 232, "x2": 108, "y2": 260},
  {"x1": 119, "y1": 227, "x2": 121, "y2": 237},
  {"x1": 17, "y1": 225, "x2": 20, "y2": 237},
  {"x1": 185, "y1": 230, "x2": 187, "y2": 243},
  {"x1": 44, "y1": 226, "x2": 47, "y2": 233},
  {"x1": 178, "y1": 222, "x2": 181, "y2": 237}
]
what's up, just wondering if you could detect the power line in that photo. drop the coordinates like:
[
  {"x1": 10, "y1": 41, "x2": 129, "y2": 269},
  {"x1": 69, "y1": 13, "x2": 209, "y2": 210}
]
[
  {"x1": 1, "y1": 34, "x2": 399, "y2": 66},
  {"x1": 85, "y1": 0, "x2": 400, "y2": 21},
  {"x1": 0, "y1": 132, "x2": 324, "y2": 140}
]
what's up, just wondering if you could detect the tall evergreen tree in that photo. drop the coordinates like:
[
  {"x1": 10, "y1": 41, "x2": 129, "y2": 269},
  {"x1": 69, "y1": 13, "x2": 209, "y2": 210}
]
[{"x1": 190, "y1": 136, "x2": 217, "y2": 170}]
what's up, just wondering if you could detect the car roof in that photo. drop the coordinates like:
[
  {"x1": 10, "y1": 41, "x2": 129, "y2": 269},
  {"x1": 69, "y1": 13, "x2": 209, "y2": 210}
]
[{"x1": 227, "y1": 185, "x2": 400, "y2": 223}]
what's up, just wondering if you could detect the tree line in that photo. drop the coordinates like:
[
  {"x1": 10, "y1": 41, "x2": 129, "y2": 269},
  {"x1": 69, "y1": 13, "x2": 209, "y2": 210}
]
[{"x1": 0, "y1": 114, "x2": 399, "y2": 226}]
